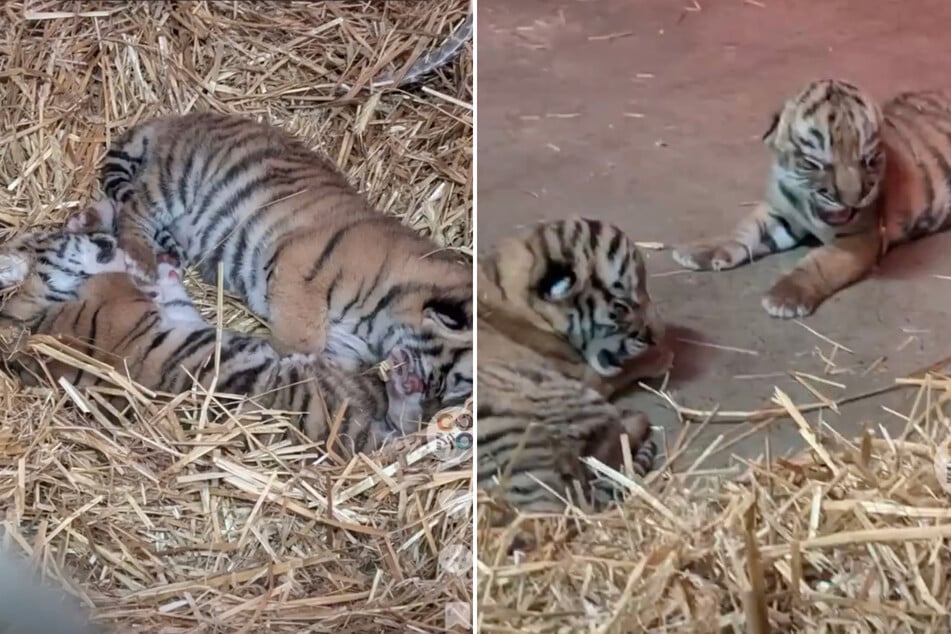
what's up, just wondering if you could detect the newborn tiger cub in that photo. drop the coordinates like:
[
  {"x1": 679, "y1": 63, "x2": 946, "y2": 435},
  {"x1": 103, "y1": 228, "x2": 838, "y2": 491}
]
[
  {"x1": 674, "y1": 79, "x2": 951, "y2": 317},
  {"x1": 478, "y1": 218, "x2": 673, "y2": 513},
  {"x1": 0, "y1": 230, "x2": 426, "y2": 453},
  {"x1": 67, "y1": 112, "x2": 472, "y2": 410}
]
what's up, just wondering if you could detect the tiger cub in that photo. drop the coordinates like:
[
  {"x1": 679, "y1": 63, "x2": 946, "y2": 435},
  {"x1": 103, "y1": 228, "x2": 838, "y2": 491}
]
[
  {"x1": 477, "y1": 218, "x2": 673, "y2": 513},
  {"x1": 674, "y1": 79, "x2": 951, "y2": 317},
  {"x1": 0, "y1": 230, "x2": 427, "y2": 453},
  {"x1": 66, "y1": 112, "x2": 472, "y2": 409}
]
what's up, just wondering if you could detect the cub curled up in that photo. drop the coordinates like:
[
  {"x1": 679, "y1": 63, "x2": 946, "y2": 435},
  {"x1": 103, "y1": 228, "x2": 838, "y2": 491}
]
[
  {"x1": 477, "y1": 218, "x2": 674, "y2": 514},
  {"x1": 0, "y1": 230, "x2": 427, "y2": 454},
  {"x1": 66, "y1": 112, "x2": 472, "y2": 412}
]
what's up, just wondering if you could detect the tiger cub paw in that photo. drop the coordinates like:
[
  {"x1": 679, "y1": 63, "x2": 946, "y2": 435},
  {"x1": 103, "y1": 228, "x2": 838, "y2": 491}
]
[
  {"x1": 157, "y1": 252, "x2": 182, "y2": 273},
  {"x1": 155, "y1": 261, "x2": 196, "y2": 305},
  {"x1": 762, "y1": 275, "x2": 822, "y2": 318},
  {"x1": 65, "y1": 199, "x2": 114, "y2": 233},
  {"x1": 672, "y1": 240, "x2": 745, "y2": 271},
  {"x1": 622, "y1": 341, "x2": 673, "y2": 378},
  {"x1": 156, "y1": 259, "x2": 182, "y2": 282},
  {"x1": 65, "y1": 208, "x2": 98, "y2": 233}
]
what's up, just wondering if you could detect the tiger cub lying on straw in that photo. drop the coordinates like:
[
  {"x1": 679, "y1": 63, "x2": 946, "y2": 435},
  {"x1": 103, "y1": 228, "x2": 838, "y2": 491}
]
[
  {"x1": 65, "y1": 112, "x2": 472, "y2": 415},
  {"x1": 674, "y1": 79, "x2": 951, "y2": 318},
  {"x1": 0, "y1": 230, "x2": 427, "y2": 453},
  {"x1": 477, "y1": 218, "x2": 673, "y2": 513}
]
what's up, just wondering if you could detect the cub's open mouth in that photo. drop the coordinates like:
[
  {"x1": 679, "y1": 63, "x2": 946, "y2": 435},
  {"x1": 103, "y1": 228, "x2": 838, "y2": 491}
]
[
  {"x1": 387, "y1": 348, "x2": 426, "y2": 396},
  {"x1": 818, "y1": 207, "x2": 857, "y2": 226},
  {"x1": 596, "y1": 348, "x2": 621, "y2": 372}
]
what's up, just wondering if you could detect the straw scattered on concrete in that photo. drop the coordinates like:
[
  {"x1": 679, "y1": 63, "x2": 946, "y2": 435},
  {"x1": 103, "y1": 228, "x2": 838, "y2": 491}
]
[{"x1": 478, "y1": 369, "x2": 951, "y2": 633}]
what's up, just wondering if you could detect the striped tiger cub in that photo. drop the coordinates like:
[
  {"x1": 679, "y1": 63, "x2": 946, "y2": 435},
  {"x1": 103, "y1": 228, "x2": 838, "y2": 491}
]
[
  {"x1": 477, "y1": 218, "x2": 673, "y2": 513},
  {"x1": 0, "y1": 230, "x2": 428, "y2": 453},
  {"x1": 674, "y1": 79, "x2": 951, "y2": 317},
  {"x1": 66, "y1": 112, "x2": 472, "y2": 410}
]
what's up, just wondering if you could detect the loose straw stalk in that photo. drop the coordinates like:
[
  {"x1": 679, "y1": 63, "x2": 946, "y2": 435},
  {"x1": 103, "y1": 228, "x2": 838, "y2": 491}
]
[
  {"x1": 479, "y1": 361, "x2": 951, "y2": 632},
  {"x1": 0, "y1": 2, "x2": 472, "y2": 632}
]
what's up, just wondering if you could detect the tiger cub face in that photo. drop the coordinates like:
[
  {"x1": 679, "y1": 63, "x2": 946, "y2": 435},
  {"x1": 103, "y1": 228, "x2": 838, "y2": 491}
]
[
  {"x1": 764, "y1": 79, "x2": 886, "y2": 228},
  {"x1": 385, "y1": 328, "x2": 472, "y2": 421},
  {"x1": 481, "y1": 217, "x2": 661, "y2": 377},
  {"x1": 0, "y1": 230, "x2": 129, "y2": 328}
]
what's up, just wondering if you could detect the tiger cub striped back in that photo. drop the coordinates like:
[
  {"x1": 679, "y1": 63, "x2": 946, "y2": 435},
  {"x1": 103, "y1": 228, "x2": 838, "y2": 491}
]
[
  {"x1": 68, "y1": 112, "x2": 472, "y2": 414},
  {"x1": 674, "y1": 79, "x2": 951, "y2": 318},
  {"x1": 477, "y1": 218, "x2": 672, "y2": 514},
  {"x1": 0, "y1": 231, "x2": 424, "y2": 454}
]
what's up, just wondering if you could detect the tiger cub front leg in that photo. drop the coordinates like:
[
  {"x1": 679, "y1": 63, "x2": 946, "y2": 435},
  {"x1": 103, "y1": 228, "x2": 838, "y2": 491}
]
[
  {"x1": 583, "y1": 349, "x2": 672, "y2": 399},
  {"x1": 65, "y1": 198, "x2": 116, "y2": 233},
  {"x1": 763, "y1": 230, "x2": 880, "y2": 318},
  {"x1": 118, "y1": 211, "x2": 160, "y2": 280},
  {"x1": 67, "y1": 197, "x2": 164, "y2": 281},
  {"x1": 672, "y1": 202, "x2": 804, "y2": 271}
]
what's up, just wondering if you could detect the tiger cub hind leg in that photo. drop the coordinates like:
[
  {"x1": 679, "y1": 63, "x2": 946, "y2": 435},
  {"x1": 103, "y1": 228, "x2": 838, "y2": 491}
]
[
  {"x1": 480, "y1": 408, "x2": 658, "y2": 517},
  {"x1": 588, "y1": 411, "x2": 658, "y2": 506},
  {"x1": 587, "y1": 410, "x2": 656, "y2": 477}
]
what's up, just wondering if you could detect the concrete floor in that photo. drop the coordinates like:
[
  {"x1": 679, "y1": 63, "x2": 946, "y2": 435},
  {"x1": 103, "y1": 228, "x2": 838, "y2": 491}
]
[{"x1": 477, "y1": 0, "x2": 951, "y2": 467}]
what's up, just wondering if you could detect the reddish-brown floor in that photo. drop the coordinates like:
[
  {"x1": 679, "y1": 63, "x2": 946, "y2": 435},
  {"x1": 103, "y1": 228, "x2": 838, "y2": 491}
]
[{"x1": 478, "y1": 0, "x2": 951, "y2": 466}]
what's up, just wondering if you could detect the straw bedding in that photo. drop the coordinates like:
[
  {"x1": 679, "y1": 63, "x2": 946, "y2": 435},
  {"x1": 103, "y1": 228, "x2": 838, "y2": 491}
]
[
  {"x1": 478, "y1": 374, "x2": 951, "y2": 633},
  {"x1": 0, "y1": 1, "x2": 472, "y2": 631}
]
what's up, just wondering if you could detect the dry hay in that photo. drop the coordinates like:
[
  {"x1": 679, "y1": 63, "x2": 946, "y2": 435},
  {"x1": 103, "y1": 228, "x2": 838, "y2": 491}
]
[
  {"x1": 478, "y1": 373, "x2": 951, "y2": 633},
  {"x1": 0, "y1": 1, "x2": 472, "y2": 632}
]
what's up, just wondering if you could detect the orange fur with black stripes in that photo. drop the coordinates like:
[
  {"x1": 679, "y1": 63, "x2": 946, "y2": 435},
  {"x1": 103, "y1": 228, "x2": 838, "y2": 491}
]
[
  {"x1": 66, "y1": 112, "x2": 472, "y2": 411},
  {"x1": 0, "y1": 230, "x2": 427, "y2": 454},
  {"x1": 674, "y1": 79, "x2": 951, "y2": 317},
  {"x1": 477, "y1": 218, "x2": 672, "y2": 513}
]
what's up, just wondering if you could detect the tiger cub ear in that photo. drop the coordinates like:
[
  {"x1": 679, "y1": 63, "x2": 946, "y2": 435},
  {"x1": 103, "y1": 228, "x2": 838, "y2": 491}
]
[
  {"x1": 762, "y1": 110, "x2": 781, "y2": 147},
  {"x1": 0, "y1": 253, "x2": 29, "y2": 288}
]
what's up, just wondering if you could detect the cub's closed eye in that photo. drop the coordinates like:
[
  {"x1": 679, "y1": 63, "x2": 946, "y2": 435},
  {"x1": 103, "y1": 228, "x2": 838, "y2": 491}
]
[{"x1": 424, "y1": 299, "x2": 469, "y2": 331}]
